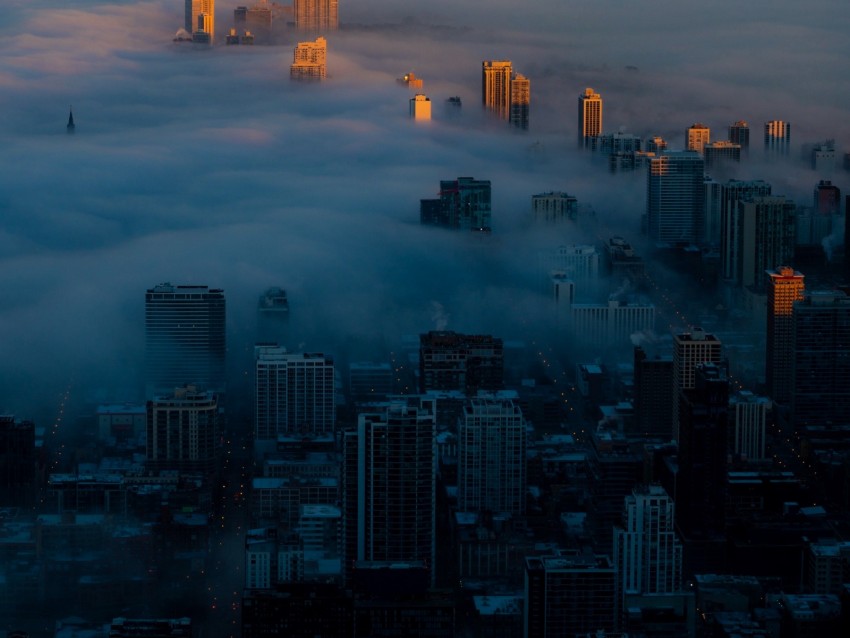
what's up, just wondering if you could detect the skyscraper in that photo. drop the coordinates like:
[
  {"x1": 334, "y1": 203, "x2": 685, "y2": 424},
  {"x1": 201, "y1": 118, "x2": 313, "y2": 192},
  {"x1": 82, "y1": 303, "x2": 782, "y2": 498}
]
[
  {"x1": 718, "y1": 179, "x2": 773, "y2": 281},
  {"x1": 531, "y1": 192, "x2": 578, "y2": 224},
  {"x1": 419, "y1": 177, "x2": 492, "y2": 231},
  {"x1": 458, "y1": 397, "x2": 526, "y2": 516},
  {"x1": 293, "y1": 0, "x2": 338, "y2": 31},
  {"x1": 509, "y1": 73, "x2": 530, "y2": 130},
  {"x1": 728, "y1": 120, "x2": 750, "y2": 152},
  {"x1": 766, "y1": 267, "x2": 804, "y2": 405},
  {"x1": 730, "y1": 390, "x2": 770, "y2": 462},
  {"x1": 764, "y1": 120, "x2": 791, "y2": 156},
  {"x1": 145, "y1": 283, "x2": 226, "y2": 399},
  {"x1": 578, "y1": 87, "x2": 602, "y2": 148},
  {"x1": 409, "y1": 94, "x2": 431, "y2": 121},
  {"x1": 736, "y1": 196, "x2": 796, "y2": 290},
  {"x1": 814, "y1": 180, "x2": 841, "y2": 215},
  {"x1": 254, "y1": 345, "x2": 335, "y2": 440},
  {"x1": 704, "y1": 141, "x2": 741, "y2": 169},
  {"x1": 645, "y1": 150, "x2": 705, "y2": 244},
  {"x1": 633, "y1": 346, "x2": 673, "y2": 437},
  {"x1": 482, "y1": 60, "x2": 512, "y2": 119},
  {"x1": 290, "y1": 37, "x2": 327, "y2": 80},
  {"x1": 342, "y1": 397, "x2": 436, "y2": 586},
  {"x1": 672, "y1": 328, "x2": 722, "y2": 441},
  {"x1": 146, "y1": 384, "x2": 219, "y2": 474},
  {"x1": 613, "y1": 485, "x2": 683, "y2": 603},
  {"x1": 792, "y1": 290, "x2": 850, "y2": 429},
  {"x1": 185, "y1": 0, "x2": 215, "y2": 40},
  {"x1": 686, "y1": 123, "x2": 710, "y2": 154},
  {"x1": 418, "y1": 331, "x2": 503, "y2": 394}
]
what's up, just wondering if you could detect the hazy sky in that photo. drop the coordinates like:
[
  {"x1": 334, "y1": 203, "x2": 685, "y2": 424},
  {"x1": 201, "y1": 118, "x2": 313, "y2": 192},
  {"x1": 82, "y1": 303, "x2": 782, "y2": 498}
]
[{"x1": 1, "y1": 1, "x2": 848, "y2": 416}]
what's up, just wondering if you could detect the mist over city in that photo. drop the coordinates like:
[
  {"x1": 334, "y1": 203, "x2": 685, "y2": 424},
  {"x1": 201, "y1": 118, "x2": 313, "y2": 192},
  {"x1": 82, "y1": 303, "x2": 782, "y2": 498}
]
[{"x1": 2, "y1": 1, "x2": 850, "y2": 636}]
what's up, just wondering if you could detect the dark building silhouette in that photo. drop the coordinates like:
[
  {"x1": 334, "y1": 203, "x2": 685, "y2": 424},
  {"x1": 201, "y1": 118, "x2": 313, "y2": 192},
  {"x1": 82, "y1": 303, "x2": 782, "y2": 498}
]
[
  {"x1": 66, "y1": 107, "x2": 75, "y2": 133},
  {"x1": 419, "y1": 331, "x2": 503, "y2": 394},
  {"x1": 814, "y1": 180, "x2": 841, "y2": 215},
  {"x1": 766, "y1": 267, "x2": 804, "y2": 406},
  {"x1": 0, "y1": 416, "x2": 37, "y2": 507},
  {"x1": 728, "y1": 120, "x2": 749, "y2": 152},
  {"x1": 242, "y1": 583, "x2": 354, "y2": 638},
  {"x1": 146, "y1": 385, "x2": 219, "y2": 475},
  {"x1": 108, "y1": 618, "x2": 193, "y2": 637},
  {"x1": 257, "y1": 286, "x2": 289, "y2": 343},
  {"x1": 633, "y1": 346, "x2": 673, "y2": 436},
  {"x1": 420, "y1": 177, "x2": 492, "y2": 231}
]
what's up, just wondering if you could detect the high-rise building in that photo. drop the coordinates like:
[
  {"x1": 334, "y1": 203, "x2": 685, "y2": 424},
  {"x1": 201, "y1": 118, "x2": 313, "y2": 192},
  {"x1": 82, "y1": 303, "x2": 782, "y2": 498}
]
[
  {"x1": 704, "y1": 141, "x2": 741, "y2": 169},
  {"x1": 537, "y1": 244, "x2": 600, "y2": 291},
  {"x1": 814, "y1": 180, "x2": 841, "y2": 215},
  {"x1": 254, "y1": 345, "x2": 335, "y2": 440},
  {"x1": 578, "y1": 88, "x2": 603, "y2": 148},
  {"x1": 409, "y1": 94, "x2": 431, "y2": 121},
  {"x1": 764, "y1": 120, "x2": 791, "y2": 156},
  {"x1": 482, "y1": 60, "x2": 512, "y2": 120},
  {"x1": 811, "y1": 142, "x2": 836, "y2": 174},
  {"x1": 419, "y1": 177, "x2": 491, "y2": 231},
  {"x1": 792, "y1": 290, "x2": 850, "y2": 429},
  {"x1": 766, "y1": 267, "x2": 805, "y2": 405},
  {"x1": 728, "y1": 120, "x2": 750, "y2": 151},
  {"x1": 418, "y1": 331, "x2": 503, "y2": 394},
  {"x1": 633, "y1": 346, "x2": 674, "y2": 437},
  {"x1": 509, "y1": 73, "x2": 530, "y2": 130},
  {"x1": 524, "y1": 551, "x2": 618, "y2": 637},
  {"x1": 146, "y1": 384, "x2": 219, "y2": 474},
  {"x1": 646, "y1": 136, "x2": 667, "y2": 153},
  {"x1": 613, "y1": 485, "x2": 683, "y2": 603},
  {"x1": 458, "y1": 397, "x2": 526, "y2": 516},
  {"x1": 730, "y1": 390, "x2": 770, "y2": 462},
  {"x1": 718, "y1": 179, "x2": 773, "y2": 281},
  {"x1": 568, "y1": 299, "x2": 656, "y2": 350},
  {"x1": 736, "y1": 197, "x2": 796, "y2": 290},
  {"x1": 672, "y1": 328, "x2": 722, "y2": 441},
  {"x1": 186, "y1": 0, "x2": 215, "y2": 40},
  {"x1": 686, "y1": 123, "x2": 710, "y2": 154},
  {"x1": 677, "y1": 363, "x2": 729, "y2": 537},
  {"x1": 0, "y1": 416, "x2": 36, "y2": 507},
  {"x1": 342, "y1": 397, "x2": 436, "y2": 586},
  {"x1": 645, "y1": 150, "x2": 705, "y2": 244},
  {"x1": 531, "y1": 192, "x2": 578, "y2": 224},
  {"x1": 290, "y1": 37, "x2": 327, "y2": 80},
  {"x1": 293, "y1": 0, "x2": 338, "y2": 31},
  {"x1": 145, "y1": 283, "x2": 226, "y2": 399}
]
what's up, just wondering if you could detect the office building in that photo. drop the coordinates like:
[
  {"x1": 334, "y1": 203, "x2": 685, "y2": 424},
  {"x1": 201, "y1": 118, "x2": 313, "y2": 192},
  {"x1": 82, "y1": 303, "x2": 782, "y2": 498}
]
[
  {"x1": 342, "y1": 397, "x2": 436, "y2": 586},
  {"x1": 482, "y1": 60, "x2": 512, "y2": 119},
  {"x1": 578, "y1": 87, "x2": 603, "y2": 148},
  {"x1": 144, "y1": 283, "x2": 226, "y2": 399},
  {"x1": 736, "y1": 197, "x2": 796, "y2": 290},
  {"x1": 613, "y1": 485, "x2": 683, "y2": 602},
  {"x1": 730, "y1": 391, "x2": 770, "y2": 462},
  {"x1": 686, "y1": 123, "x2": 710, "y2": 154},
  {"x1": 568, "y1": 299, "x2": 656, "y2": 350},
  {"x1": 764, "y1": 120, "x2": 791, "y2": 156},
  {"x1": 814, "y1": 180, "x2": 841, "y2": 215},
  {"x1": 646, "y1": 151, "x2": 705, "y2": 244},
  {"x1": 525, "y1": 551, "x2": 618, "y2": 637},
  {"x1": 290, "y1": 37, "x2": 327, "y2": 80},
  {"x1": 458, "y1": 397, "x2": 526, "y2": 516},
  {"x1": 593, "y1": 131, "x2": 642, "y2": 154},
  {"x1": 420, "y1": 177, "x2": 491, "y2": 231},
  {"x1": 146, "y1": 384, "x2": 219, "y2": 474},
  {"x1": 704, "y1": 141, "x2": 741, "y2": 169},
  {"x1": 233, "y1": 2, "x2": 272, "y2": 43},
  {"x1": 409, "y1": 94, "x2": 431, "y2": 121},
  {"x1": 766, "y1": 267, "x2": 804, "y2": 405},
  {"x1": 293, "y1": 0, "x2": 338, "y2": 31},
  {"x1": 509, "y1": 73, "x2": 530, "y2": 129},
  {"x1": 0, "y1": 416, "x2": 36, "y2": 507},
  {"x1": 718, "y1": 179, "x2": 773, "y2": 280},
  {"x1": 677, "y1": 363, "x2": 729, "y2": 536},
  {"x1": 254, "y1": 345, "x2": 335, "y2": 440},
  {"x1": 672, "y1": 328, "x2": 722, "y2": 441},
  {"x1": 811, "y1": 142, "x2": 836, "y2": 173},
  {"x1": 538, "y1": 244, "x2": 599, "y2": 291},
  {"x1": 419, "y1": 331, "x2": 503, "y2": 394},
  {"x1": 792, "y1": 290, "x2": 850, "y2": 429},
  {"x1": 531, "y1": 191, "x2": 578, "y2": 224},
  {"x1": 633, "y1": 346, "x2": 674, "y2": 437},
  {"x1": 186, "y1": 0, "x2": 215, "y2": 41},
  {"x1": 645, "y1": 136, "x2": 667, "y2": 153},
  {"x1": 728, "y1": 120, "x2": 750, "y2": 151}
]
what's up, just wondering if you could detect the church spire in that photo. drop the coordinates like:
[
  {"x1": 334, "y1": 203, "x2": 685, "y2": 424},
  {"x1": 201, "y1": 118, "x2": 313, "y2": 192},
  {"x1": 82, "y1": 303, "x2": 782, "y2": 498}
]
[{"x1": 66, "y1": 107, "x2": 75, "y2": 134}]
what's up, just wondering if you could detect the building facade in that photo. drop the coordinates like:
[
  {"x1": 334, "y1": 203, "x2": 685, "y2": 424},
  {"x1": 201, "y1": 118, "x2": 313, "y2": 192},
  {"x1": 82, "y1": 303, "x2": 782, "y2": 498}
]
[
  {"x1": 646, "y1": 151, "x2": 705, "y2": 244},
  {"x1": 766, "y1": 267, "x2": 805, "y2": 405},
  {"x1": 146, "y1": 385, "x2": 219, "y2": 474},
  {"x1": 764, "y1": 120, "x2": 791, "y2": 156},
  {"x1": 672, "y1": 329, "x2": 722, "y2": 441},
  {"x1": 578, "y1": 88, "x2": 603, "y2": 148},
  {"x1": 509, "y1": 73, "x2": 530, "y2": 130},
  {"x1": 686, "y1": 123, "x2": 710, "y2": 154},
  {"x1": 293, "y1": 0, "x2": 338, "y2": 31},
  {"x1": 290, "y1": 37, "x2": 327, "y2": 80},
  {"x1": 531, "y1": 192, "x2": 578, "y2": 224},
  {"x1": 718, "y1": 180, "x2": 773, "y2": 281},
  {"x1": 418, "y1": 331, "x2": 504, "y2": 394},
  {"x1": 409, "y1": 94, "x2": 431, "y2": 121},
  {"x1": 482, "y1": 60, "x2": 512, "y2": 119},
  {"x1": 420, "y1": 177, "x2": 492, "y2": 231}
]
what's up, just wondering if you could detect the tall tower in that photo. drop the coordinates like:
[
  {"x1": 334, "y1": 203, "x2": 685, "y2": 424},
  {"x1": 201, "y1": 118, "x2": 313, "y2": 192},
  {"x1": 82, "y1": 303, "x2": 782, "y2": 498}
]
[
  {"x1": 672, "y1": 328, "x2": 722, "y2": 441},
  {"x1": 766, "y1": 267, "x2": 805, "y2": 405},
  {"x1": 764, "y1": 120, "x2": 791, "y2": 156},
  {"x1": 509, "y1": 73, "x2": 530, "y2": 130},
  {"x1": 730, "y1": 390, "x2": 770, "y2": 462},
  {"x1": 254, "y1": 345, "x2": 335, "y2": 441},
  {"x1": 737, "y1": 197, "x2": 796, "y2": 290},
  {"x1": 290, "y1": 37, "x2": 327, "y2": 80},
  {"x1": 578, "y1": 87, "x2": 603, "y2": 148},
  {"x1": 144, "y1": 283, "x2": 226, "y2": 399},
  {"x1": 718, "y1": 179, "x2": 773, "y2": 282},
  {"x1": 814, "y1": 180, "x2": 841, "y2": 215},
  {"x1": 646, "y1": 150, "x2": 705, "y2": 244},
  {"x1": 186, "y1": 0, "x2": 215, "y2": 39},
  {"x1": 613, "y1": 485, "x2": 683, "y2": 604},
  {"x1": 146, "y1": 384, "x2": 219, "y2": 474},
  {"x1": 293, "y1": 0, "x2": 339, "y2": 31},
  {"x1": 342, "y1": 398, "x2": 436, "y2": 586},
  {"x1": 686, "y1": 123, "x2": 710, "y2": 154},
  {"x1": 66, "y1": 108, "x2": 75, "y2": 134},
  {"x1": 482, "y1": 61, "x2": 512, "y2": 120},
  {"x1": 728, "y1": 120, "x2": 750, "y2": 152},
  {"x1": 458, "y1": 397, "x2": 526, "y2": 516},
  {"x1": 420, "y1": 177, "x2": 492, "y2": 232},
  {"x1": 409, "y1": 94, "x2": 431, "y2": 121}
]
